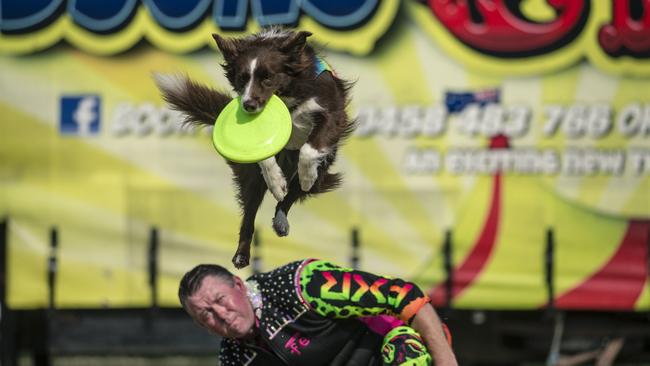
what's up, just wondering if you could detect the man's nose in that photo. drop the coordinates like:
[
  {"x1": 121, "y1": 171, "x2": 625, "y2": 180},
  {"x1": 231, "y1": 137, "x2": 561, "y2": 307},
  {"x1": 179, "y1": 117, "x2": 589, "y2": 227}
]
[{"x1": 211, "y1": 304, "x2": 228, "y2": 320}]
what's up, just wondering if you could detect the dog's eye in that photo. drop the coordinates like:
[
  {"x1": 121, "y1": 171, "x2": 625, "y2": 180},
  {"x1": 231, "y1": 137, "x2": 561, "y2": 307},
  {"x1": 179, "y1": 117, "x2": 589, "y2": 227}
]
[
  {"x1": 239, "y1": 73, "x2": 250, "y2": 83},
  {"x1": 261, "y1": 78, "x2": 273, "y2": 88}
]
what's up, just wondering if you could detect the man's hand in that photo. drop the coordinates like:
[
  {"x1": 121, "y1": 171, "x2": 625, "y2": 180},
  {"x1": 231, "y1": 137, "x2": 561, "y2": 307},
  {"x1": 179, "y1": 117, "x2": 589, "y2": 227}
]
[{"x1": 410, "y1": 304, "x2": 458, "y2": 366}]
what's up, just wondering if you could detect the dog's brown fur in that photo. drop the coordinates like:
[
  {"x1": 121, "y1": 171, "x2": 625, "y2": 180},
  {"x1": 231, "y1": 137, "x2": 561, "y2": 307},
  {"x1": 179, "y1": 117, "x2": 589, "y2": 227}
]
[{"x1": 155, "y1": 28, "x2": 355, "y2": 268}]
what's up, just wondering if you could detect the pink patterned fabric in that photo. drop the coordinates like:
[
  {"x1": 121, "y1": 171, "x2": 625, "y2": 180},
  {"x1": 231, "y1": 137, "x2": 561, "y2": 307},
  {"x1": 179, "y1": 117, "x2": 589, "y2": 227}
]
[{"x1": 359, "y1": 315, "x2": 404, "y2": 336}]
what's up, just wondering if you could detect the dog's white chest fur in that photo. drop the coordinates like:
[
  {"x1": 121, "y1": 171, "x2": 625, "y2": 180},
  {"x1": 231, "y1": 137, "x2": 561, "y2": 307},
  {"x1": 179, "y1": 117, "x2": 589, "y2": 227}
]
[{"x1": 283, "y1": 97, "x2": 324, "y2": 150}]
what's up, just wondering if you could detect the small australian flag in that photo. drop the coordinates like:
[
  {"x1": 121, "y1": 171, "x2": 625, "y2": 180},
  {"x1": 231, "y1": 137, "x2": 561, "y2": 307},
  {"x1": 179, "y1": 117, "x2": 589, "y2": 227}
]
[{"x1": 445, "y1": 89, "x2": 500, "y2": 114}]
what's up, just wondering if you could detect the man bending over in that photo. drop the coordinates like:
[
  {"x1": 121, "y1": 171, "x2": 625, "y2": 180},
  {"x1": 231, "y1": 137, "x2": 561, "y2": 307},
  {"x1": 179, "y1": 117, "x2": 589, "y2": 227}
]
[{"x1": 178, "y1": 259, "x2": 458, "y2": 366}]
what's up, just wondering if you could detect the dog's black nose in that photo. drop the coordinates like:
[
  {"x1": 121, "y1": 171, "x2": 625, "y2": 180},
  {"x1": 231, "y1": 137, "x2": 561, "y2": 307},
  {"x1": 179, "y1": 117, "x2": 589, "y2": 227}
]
[{"x1": 243, "y1": 100, "x2": 259, "y2": 113}]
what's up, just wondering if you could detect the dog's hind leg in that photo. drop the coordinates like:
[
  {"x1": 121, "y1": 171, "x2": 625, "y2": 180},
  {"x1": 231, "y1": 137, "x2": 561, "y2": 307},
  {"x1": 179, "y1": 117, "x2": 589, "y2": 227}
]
[
  {"x1": 272, "y1": 177, "x2": 306, "y2": 237},
  {"x1": 232, "y1": 165, "x2": 267, "y2": 268},
  {"x1": 272, "y1": 162, "x2": 339, "y2": 237}
]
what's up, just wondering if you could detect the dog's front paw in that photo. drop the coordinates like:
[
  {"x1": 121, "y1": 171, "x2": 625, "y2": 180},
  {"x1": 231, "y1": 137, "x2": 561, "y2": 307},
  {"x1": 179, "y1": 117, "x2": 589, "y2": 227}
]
[
  {"x1": 298, "y1": 160, "x2": 318, "y2": 192},
  {"x1": 259, "y1": 158, "x2": 288, "y2": 201},
  {"x1": 298, "y1": 144, "x2": 326, "y2": 192},
  {"x1": 232, "y1": 252, "x2": 250, "y2": 269},
  {"x1": 268, "y1": 175, "x2": 288, "y2": 202}
]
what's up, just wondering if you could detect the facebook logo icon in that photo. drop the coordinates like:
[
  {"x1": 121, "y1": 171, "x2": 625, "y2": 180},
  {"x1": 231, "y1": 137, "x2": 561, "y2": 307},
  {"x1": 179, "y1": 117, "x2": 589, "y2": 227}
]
[{"x1": 60, "y1": 95, "x2": 101, "y2": 135}]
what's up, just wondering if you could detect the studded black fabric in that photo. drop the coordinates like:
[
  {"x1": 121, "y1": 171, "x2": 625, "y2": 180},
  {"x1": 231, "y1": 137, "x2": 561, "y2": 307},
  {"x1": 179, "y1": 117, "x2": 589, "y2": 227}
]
[{"x1": 218, "y1": 259, "x2": 429, "y2": 366}]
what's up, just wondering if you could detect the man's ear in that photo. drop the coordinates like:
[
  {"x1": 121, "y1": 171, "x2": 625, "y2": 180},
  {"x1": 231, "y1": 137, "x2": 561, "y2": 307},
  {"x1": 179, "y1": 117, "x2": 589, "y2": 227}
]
[
  {"x1": 280, "y1": 31, "x2": 312, "y2": 54},
  {"x1": 232, "y1": 276, "x2": 246, "y2": 291},
  {"x1": 212, "y1": 33, "x2": 237, "y2": 60}
]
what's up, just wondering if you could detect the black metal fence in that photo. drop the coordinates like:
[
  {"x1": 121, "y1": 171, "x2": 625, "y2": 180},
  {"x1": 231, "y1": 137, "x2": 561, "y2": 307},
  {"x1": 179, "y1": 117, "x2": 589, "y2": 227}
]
[{"x1": 1, "y1": 217, "x2": 649, "y2": 366}]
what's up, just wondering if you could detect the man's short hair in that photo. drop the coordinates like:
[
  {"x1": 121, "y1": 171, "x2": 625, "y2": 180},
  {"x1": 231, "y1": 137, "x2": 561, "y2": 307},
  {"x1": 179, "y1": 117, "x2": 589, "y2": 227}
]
[{"x1": 178, "y1": 264, "x2": 234, "y2": 309}]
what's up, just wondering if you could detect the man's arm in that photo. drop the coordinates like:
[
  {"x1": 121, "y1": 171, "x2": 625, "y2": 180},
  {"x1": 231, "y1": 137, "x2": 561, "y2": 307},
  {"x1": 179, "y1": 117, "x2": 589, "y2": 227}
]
[
  {"x1": 410, "y1": 303, "x2": 458, "y2": 366},
  {"x1": 297, "y1": 259, "x2": 459, "y2": 363},
  {"x1": 297, "y1": 259, "x2": 428, "y2": 320}
]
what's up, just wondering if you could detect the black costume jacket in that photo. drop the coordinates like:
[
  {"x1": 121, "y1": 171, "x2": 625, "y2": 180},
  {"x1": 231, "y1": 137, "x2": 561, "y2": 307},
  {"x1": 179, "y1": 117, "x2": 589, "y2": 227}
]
[{"x1": 218, "y1": 259, "x2": 430, "y2": 366}]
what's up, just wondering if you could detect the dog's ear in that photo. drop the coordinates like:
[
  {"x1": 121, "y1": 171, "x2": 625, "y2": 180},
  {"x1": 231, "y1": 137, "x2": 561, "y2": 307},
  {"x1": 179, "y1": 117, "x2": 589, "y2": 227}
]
[
  {"x1": 280, "y1": 31, "x2": 312, "y2": 54},
  {"x1": 212, "y1": 33, "x2": 237, "y2": 60}
]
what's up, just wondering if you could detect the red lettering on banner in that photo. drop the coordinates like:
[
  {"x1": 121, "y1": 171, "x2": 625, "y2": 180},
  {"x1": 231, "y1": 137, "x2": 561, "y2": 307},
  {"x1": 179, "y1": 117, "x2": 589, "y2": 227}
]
[
  {"x1": 599, "y1": 0, "x2": 650, "y2": 56},
  {"x1": 427, "y1": 0, "x2": 589, "y2": 55}
]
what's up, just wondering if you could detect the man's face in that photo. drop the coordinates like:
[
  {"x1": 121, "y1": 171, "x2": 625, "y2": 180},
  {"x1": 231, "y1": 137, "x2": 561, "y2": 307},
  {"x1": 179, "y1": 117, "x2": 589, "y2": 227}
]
[{"x1": 186, "y1": 275, "x2": 256, "y2": 339}]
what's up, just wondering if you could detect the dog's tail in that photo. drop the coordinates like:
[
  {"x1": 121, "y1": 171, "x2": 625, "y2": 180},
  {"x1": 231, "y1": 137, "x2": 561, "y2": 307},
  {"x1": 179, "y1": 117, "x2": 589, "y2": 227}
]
[
  {"x1": 297, "y1": 172, "x2": 342, "y2": 203},
  {"x1": 316, "y1": 172, "x2": 342, "y2": 193},
  {"x1": 153, "y1": 73, "x2": 231, "y2": 128}
]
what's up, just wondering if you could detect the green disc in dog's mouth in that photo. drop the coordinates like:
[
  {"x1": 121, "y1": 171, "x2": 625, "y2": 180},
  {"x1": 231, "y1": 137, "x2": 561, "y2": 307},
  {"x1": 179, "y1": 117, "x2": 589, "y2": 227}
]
[{"x1": 212, "y1": 95, "x2": 292, "y2": 163}]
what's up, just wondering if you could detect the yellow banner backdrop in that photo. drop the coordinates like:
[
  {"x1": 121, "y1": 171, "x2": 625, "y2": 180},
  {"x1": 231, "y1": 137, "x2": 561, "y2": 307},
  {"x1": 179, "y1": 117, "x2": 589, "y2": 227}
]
[{"x1": 1, "y1": 0, "x2": 649, "y2": 311}]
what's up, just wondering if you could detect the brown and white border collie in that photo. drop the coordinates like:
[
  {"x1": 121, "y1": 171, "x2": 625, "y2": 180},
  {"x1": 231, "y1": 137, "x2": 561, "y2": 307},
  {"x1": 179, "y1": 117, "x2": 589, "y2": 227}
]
[{"x1": 154, "y1": 28, "x2": 355, "y2": 268}]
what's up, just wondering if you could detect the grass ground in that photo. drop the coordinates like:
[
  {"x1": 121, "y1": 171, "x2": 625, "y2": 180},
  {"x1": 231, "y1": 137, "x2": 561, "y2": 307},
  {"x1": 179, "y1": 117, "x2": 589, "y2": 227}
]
[{"x1": 18, "y1": 356, "x2": 218, "y2": 366}]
